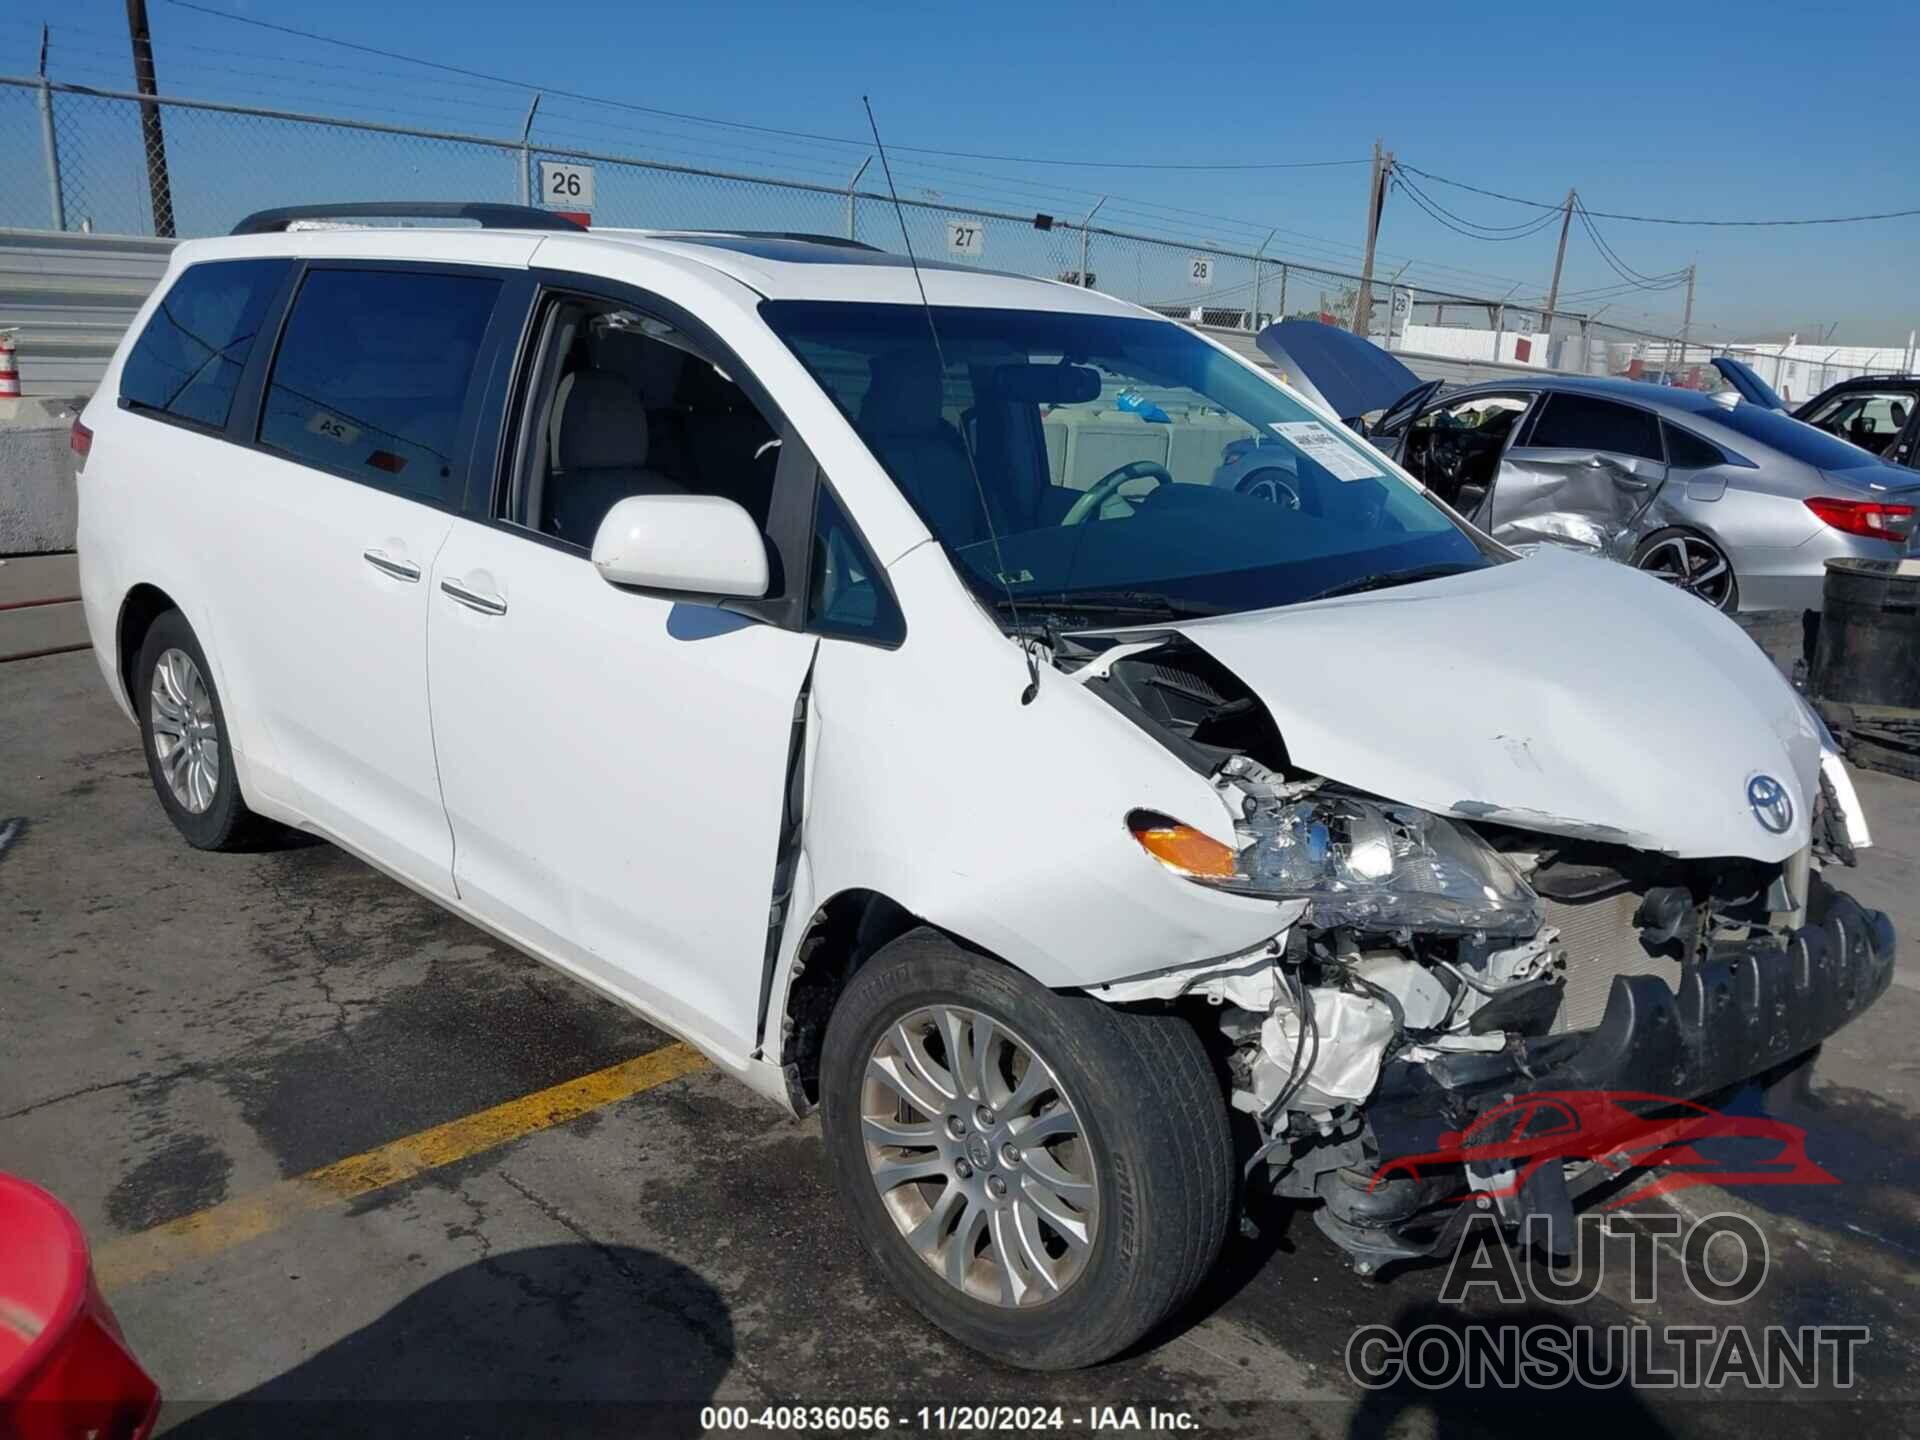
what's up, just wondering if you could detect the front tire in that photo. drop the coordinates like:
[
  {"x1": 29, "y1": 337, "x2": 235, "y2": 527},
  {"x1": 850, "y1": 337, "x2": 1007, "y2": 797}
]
[
  {"x1": 819, "y1": 929, "x2": 1233, "y2": 1369},
  {"x1": 135, "y1": 609, "x2": 274, "y2": 851}
]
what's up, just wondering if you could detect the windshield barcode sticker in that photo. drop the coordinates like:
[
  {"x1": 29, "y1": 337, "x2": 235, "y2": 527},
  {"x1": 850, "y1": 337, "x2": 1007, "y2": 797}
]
[{"x1": 1271, "y1": 421, "x2": 1381, "y2": 482}]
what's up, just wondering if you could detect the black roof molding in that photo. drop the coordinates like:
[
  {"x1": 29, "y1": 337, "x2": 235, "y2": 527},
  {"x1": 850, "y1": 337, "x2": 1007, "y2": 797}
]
[{"x1": 231, "y1": 202, "x2": 588, "y2": 235}]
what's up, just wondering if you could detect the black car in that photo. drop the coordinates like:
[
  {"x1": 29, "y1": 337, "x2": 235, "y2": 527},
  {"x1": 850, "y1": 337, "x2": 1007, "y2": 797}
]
[{"x1": 1713, "y1": 358, "x2": 1920, "y2": 470}]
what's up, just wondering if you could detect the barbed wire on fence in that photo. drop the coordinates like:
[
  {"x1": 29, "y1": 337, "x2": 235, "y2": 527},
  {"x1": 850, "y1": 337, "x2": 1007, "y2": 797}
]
[{"x1": 1, "y1": 73, "x2": 1906, "y2": 393}]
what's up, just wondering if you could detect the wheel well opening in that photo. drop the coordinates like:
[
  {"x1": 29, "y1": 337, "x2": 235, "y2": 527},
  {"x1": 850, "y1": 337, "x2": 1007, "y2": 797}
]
[
  {"x1": 781, "y1": 889, "x2": 918, "y2": 1113},
  {"x1": 117, "y1": 584, "x2": 177, "y2": 703}
]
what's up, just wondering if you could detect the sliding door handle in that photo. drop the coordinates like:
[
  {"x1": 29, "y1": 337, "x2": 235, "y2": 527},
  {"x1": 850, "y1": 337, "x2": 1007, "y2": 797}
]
[
  {"x1": 362, "y1": 548, "x2": 421, "y2": 582},
  {"x1": 440, "y1": 576, "x2": 508, "y2": 616}
]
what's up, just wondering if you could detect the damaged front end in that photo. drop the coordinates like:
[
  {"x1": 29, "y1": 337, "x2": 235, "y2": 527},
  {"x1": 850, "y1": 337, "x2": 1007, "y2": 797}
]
[{"x1": 1077, "y1": 633, "x2": 1896, "y2": 1276}]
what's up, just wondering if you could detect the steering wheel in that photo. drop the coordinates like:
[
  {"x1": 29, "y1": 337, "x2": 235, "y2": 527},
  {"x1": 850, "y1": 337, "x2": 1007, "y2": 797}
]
[
  {"x1": 1425, "y1": 429, "x2": 1468, "y2": 486},
  {"x1": 1062, "y1": 460, "x2": 1172, "y2": 526}
]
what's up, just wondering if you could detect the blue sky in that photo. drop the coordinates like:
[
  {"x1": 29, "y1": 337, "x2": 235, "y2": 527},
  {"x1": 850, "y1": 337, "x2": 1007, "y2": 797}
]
[{"x1": 4, "y1": 0, "x2": 1915, "y2": 342}]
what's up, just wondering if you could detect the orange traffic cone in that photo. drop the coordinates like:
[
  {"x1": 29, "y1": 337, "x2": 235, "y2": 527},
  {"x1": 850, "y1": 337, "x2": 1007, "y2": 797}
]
[{"x1": 0, "y1": 331, "x2": 19, "y2": 399}]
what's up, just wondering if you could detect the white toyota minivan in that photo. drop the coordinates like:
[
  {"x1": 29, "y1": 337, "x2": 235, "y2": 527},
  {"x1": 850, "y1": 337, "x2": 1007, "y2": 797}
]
[{"x1": 77, "y1": 202, "x2": 1893, "y2": 1368}]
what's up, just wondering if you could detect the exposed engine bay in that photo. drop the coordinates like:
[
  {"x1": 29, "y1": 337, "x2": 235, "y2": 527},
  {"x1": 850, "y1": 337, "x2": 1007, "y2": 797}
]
[{"x1": 1070, "y1": 631, "x2": 1886, "y2": 1272}]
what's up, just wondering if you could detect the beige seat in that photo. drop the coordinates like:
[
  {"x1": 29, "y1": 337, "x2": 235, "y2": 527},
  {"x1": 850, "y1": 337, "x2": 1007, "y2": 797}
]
[{"x1": 544, "y1": 369, "x2": 686, "y2": 543}]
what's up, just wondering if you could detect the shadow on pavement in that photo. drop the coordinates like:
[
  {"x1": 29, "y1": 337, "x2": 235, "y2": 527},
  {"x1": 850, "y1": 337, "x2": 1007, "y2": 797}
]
[
  {"x1": 1344, "y1": 1299, "x2": 1675, "y2": 1440},
  {"x1": 162, "y1": 1243, "x2": 733, "y2": 1439}
]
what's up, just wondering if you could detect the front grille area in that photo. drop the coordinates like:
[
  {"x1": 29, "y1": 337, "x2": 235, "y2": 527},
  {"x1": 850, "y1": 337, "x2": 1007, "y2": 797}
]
[{"x1": 1543, "y1": 891, "x2": 1678, "y2": 1033}]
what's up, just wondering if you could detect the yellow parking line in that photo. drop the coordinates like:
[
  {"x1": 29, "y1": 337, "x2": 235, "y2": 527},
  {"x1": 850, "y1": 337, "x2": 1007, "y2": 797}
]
[{"x1": 93, "y1": 1042, "x2": 709, "y2": 1291}]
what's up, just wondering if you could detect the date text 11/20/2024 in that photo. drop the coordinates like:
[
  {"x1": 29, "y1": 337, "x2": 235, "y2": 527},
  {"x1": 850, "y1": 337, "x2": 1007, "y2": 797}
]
[{"x1": 701, "y1": 1405, "x2": 1201, "y2": 1431}]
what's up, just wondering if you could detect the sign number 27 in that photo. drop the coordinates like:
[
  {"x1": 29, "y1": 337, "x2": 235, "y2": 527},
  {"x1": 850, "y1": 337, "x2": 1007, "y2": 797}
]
[{"x1": 946, "y1": 220, "x2": 985, "y2": 257}]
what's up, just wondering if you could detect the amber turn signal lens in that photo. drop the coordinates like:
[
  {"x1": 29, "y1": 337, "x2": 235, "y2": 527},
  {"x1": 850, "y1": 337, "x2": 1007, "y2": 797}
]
[{"x1": 1128, "y1": 811, "x2": 1236, "y2": 879}]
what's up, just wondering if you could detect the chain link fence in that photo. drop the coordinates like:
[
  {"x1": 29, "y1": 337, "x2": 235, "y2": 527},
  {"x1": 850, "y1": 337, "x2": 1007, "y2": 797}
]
[{"x1": 1, "y1": 74, "x2": 1905, "y2": 392}]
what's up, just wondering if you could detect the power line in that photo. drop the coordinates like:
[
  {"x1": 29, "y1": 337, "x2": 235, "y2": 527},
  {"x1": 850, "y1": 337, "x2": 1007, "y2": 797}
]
[
  {"x1": 48, "y1": 42, "x2": 533, "y2": 122},
  {"x1": 158, "y1": 1, "x2": 1367, "y2": 172},
  {"x1": 1391, "y1": 169, "x2": 1562, "y2": 242},
  {"x1": 128, "y1": 5, "x2": 1547, "y2": 293},
  {"x1": 1572, "y1": 199, "x2": 1689, "y2": 291},
  {"x1": 1398, "y1": 161, "x2": 1920, "y2": 228},
  {"x1": 29, "y1": 7, "x2": 1715, "y2": 320},
  {"x1": 1386, "y1": 162, "x2": 1690, "y2": 297}
]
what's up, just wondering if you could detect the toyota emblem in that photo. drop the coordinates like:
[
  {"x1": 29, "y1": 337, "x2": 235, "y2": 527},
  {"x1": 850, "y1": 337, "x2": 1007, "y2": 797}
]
[{"x1": 1747, "y1": 774, "x2": 1794, "y2": 835}]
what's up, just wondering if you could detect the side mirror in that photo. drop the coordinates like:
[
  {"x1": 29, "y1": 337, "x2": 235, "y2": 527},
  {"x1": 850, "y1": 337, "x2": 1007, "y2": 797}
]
[{"x1": 591, "y1": 493, "x2": 769, "y2": 598}]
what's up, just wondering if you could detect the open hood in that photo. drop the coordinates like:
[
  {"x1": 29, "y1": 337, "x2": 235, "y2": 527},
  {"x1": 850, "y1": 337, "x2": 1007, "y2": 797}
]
[
  {"x1": 1167, "y1": 548, "x2": 1820, "y2": 862},
  {"x1": 1255, "y1": 319, "x2": 1430, "y2": 426},
  {"x1": 1710, "y1": 356, "x2": 1786, "y2": 411}
]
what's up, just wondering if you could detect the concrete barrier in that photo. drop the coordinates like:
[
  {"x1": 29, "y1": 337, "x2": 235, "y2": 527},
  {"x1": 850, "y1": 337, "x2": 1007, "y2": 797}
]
[{"x1": 0, "y1": 397, "x2": 82, "y2": 554}]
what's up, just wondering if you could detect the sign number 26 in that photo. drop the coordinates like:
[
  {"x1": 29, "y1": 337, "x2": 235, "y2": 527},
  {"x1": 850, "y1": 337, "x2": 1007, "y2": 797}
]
[{"x1": 539, "y1": 161, "x2": 595, "y2": 210}]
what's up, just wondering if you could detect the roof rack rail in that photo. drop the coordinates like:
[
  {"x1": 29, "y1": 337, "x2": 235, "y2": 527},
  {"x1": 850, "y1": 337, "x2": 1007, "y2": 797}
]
[
  {"x1": 230, "y1": 202, "x2": 588, "y2": 236},
  {"x1": 664, "y1": 229, "x2": 883, "y2": 252}
]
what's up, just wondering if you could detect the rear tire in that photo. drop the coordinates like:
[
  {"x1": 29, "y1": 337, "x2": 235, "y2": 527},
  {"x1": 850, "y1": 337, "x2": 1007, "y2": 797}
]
[
  {"x1": 1630, "y1": 526, "x2": 1738, "y2": 611},
  {"x1": 135, "y1": 609, "x2": 275, "y2": 851},
  {"x1": 819, "y1": 928, "x2": 1233, "y2": 1369}
]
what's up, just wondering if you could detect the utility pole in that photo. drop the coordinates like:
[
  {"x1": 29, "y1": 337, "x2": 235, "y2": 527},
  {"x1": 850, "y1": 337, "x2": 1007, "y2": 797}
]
[
  {"x1": 843, "y1": 155, "x2": 870, "y2": 241},
  {"x1": 517, "y1": 93, "x2": 542, "y2": 207},
  {"x1": 1249, "y1": 227, "x2": 1275, "y2": 332},
  {"x1": 1078, "y1": 196, "x2": 1106, "y2": 289},
  {"x1": 1678, "y1": 263, "x2": 1696, "y2": 378},
  {"x1": 1353, "y1": 140, "x2": 1390, "y2": 339},
  {"x1": 1542, "y1": 187, "x2": 1576, "y2": 327},
  {"x1": 124, "y1": 0, "x2": 174, "y2": 238}
]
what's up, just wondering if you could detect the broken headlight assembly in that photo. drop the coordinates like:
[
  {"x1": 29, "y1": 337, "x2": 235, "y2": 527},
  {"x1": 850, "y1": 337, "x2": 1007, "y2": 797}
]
[{"x1": 1130, "y1": 791, "x2": 1543, "y2": 938}]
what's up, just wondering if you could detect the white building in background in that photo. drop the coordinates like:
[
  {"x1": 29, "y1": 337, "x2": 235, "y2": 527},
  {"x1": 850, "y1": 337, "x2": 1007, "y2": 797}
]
[{"x1": 1725, "y1": 337, "x2": 1918, "y2": 404}]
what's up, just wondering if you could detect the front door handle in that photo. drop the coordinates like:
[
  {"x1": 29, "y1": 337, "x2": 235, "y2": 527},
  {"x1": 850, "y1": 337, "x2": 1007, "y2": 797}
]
[
  {"x1": 363, "y1": 548, "x2": 421, "y2": 583},
  {"x1": 440, "y1": 576, "x2": 508, "y2": 616}
]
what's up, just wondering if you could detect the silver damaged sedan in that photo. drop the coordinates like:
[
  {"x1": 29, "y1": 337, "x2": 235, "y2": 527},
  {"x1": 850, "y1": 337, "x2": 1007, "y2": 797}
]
[{"x1": 1233, "y1": 320, "x2": 1920, "y2": 611}]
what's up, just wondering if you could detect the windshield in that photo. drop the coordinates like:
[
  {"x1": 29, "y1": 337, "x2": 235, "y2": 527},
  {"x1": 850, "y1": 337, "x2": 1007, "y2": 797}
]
[{"x1": 762, "y1": 302, "x2": 1497, "y2": 621}]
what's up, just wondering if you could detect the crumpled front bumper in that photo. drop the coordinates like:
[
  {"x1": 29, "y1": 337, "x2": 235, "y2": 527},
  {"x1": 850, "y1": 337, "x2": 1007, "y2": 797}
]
[
  {"x1": 1553, "y1": 884, "x2": 1893, "y2": 1102},
  {"x1": 1371, "y1": 876, "x2": 1896, "y2": 1150}
]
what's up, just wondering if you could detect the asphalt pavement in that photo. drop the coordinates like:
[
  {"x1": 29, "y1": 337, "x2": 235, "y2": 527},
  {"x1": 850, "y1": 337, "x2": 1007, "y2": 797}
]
[{"x1": 2, "y1": 646, "x2": 1916, "y2": 1438}]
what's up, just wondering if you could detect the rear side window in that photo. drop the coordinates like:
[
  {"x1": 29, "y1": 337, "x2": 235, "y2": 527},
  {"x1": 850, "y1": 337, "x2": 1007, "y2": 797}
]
[
  {"x1": 1528, "y1": 392, "x2": 1663, "y2": 462},
  {"x1": 119, "y1": 258, "x2": 289, "y2": 430},
  {"x1": 259, "y1": 268, "x2": 502, "y2": 503},
  {"x1": 1662, "y1": 422, "x2": 1724, "y2": 470}
]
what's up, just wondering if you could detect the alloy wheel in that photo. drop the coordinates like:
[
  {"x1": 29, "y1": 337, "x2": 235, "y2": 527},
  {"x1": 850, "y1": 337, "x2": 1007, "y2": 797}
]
[
  {"x1": 148, "y1": 648, "x2": 221, "y2": 813},
  {"x1": 1237, "y1": 469, "x2": 1302, "y2": 509},
  {"x1": 860, "y1": 1005, "x2": 1098, "y2": 1308},
  {"x1": 1634, "y1": 533, "x2": 1735, "y2": 609}
]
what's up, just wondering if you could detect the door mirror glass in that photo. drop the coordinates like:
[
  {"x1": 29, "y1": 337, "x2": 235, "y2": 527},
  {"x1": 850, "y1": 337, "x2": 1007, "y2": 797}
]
[{"x1": 591, "y1": 493, "x2": 769, "y2": 598}]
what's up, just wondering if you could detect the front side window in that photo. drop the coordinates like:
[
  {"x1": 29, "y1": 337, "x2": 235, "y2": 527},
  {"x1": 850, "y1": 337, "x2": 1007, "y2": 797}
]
[
  {"x1": 1801, "y1": 389, "x2": 1917, "y2": 458},
  {"x1": 505, "y1": 297, "x2": 784, "y2": 550},
  {"x1": 809, "y1": 481, "x2": 904, "y2": 645},
  {"x1": 762, "y1": 302, "x2": 1494, "y2": 622},
  {"x1": 1402, "y1": 393, "x2": 1532, "y2": 511},
  {"x1": 119, "y1": 258, "x2": 289, "y2": 430},
  {"x1": 1526, "y1": 392, "x2": 1663, "y2": 462},
  {"x1": 259, "y1": 268, "x2": 502, "y2": 503}
]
